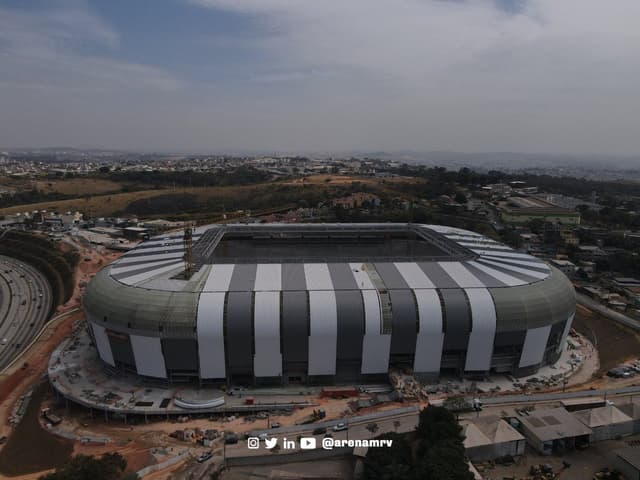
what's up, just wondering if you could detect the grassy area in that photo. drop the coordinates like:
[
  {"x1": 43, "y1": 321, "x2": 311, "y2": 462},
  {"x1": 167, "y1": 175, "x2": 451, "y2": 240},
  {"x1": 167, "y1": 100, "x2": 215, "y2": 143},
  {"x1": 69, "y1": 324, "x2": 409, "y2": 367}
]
[
  {"x1": 0, "y1": 187, "x2": 169, "y2": 217},
  {"x1": 0, "y1": 382, "x2": 73, "y2": 476},
  {"x1": 0, "y1": 175, "x2": 420, "y2": 219},
  {"x1": 33, "y1": 178, "x2": 125, "y2": 196}
]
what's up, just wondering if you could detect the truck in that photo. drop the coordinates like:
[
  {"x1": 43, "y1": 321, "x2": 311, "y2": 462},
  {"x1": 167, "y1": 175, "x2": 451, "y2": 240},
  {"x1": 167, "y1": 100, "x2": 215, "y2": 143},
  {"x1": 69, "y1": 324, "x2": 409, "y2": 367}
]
[{"x1": 42, "y1": 408, "x2": 62, "y2": 426}]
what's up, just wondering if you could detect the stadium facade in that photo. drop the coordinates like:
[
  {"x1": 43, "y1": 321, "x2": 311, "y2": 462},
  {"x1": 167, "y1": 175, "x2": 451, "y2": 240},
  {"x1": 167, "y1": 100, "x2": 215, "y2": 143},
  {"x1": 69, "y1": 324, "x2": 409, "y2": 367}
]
[{"x1": 83, "y1": 223, "x2": 575, "y2": 385}]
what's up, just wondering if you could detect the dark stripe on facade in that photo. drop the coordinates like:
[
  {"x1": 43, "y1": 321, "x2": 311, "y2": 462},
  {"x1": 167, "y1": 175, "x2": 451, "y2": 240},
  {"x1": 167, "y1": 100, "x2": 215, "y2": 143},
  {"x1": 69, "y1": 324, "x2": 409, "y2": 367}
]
[
  {"x1": 374, "y1": 263, "x2": 409, "y2": 290},
  {"x1": 281, "y1": 291, "x2": 309, "y2": 365},
  {"x1": 228, "y1": 264, "x2": 258, "y2": 291},
  {"x1": 281, "y1": 264, "x2": 307, "y2": 291},
  {"x1": 461, "y1": 262, "x2": 508, "y2": 288},
  {"x1": 225, "y1": 291, "x2": 254, "y2": 376},
  {"x1": 417, "y1": 262, "x2": 458, "y2": 289},
  {"x1": 107, "y1": 331, "x2": 136, "y2": 368},
  {"x1": 388, "y1": 289, "x2": 418, "y2": 356},
  {"x1": 327, "y1": 263, "x2": 358, "y2": 290},
  {"x1": 335, "y1": 290, "x2": 365, "y2": 360},
  {"x1": 162, "y1": 338, "x2": 199, "y2": 372},
  {"x1": 440, "y1": 289, "x2": 471, "y2": 351}
]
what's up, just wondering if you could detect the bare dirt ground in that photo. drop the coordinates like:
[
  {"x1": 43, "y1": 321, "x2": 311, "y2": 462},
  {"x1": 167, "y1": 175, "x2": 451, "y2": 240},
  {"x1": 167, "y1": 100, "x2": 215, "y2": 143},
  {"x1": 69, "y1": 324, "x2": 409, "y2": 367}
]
[
  {"x1": 573, "y1": 304, "x2": 640, "y2": 375},
  {"x1": 485, "y1": 439, "x2": 633, "y2": 480}
]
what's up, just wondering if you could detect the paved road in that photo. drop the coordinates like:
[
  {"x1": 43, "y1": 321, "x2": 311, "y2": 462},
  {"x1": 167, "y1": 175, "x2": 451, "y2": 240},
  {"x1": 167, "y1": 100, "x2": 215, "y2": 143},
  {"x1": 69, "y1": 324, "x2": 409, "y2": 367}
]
[
  {"x1": 576, "y1": 292, "x2": 640, "y2": 331},
  {"x1": 481, "y1": 384, "x2": 640, "y2": 406},
  {"x1": 227, "y1": 407, "x2": 419, "y2": 457},
  {"x1": 0, "y1": 255, "x2": 52, "y2": 371}
]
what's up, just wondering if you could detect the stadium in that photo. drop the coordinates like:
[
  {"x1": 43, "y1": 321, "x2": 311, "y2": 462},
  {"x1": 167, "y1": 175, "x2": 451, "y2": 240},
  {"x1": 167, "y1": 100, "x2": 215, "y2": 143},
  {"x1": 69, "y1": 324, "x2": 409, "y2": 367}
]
[{"x1": 82, "y1": 223, "x2": 575, "y2": 385}]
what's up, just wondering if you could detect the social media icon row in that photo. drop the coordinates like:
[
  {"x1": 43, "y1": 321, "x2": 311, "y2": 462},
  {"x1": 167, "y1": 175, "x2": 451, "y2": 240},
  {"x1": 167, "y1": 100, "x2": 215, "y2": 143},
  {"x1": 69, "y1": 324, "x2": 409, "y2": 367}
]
[{"x1": 247, "y1": 437, "x2": 317, "y2": 450}]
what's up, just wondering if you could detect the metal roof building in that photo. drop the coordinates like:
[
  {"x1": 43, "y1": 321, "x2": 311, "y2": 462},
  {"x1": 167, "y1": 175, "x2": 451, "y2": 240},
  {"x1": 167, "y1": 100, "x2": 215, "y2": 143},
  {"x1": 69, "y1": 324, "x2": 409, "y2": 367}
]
[
  {"x1": 82, "y1": 223, "x2": 576, "y2": 385},
  {"x1": 518, "y1": 407, "x2": 592, "y2": 455},
  {"x1": 462, "y1": 415, "x2": 526, "y2": 461}
]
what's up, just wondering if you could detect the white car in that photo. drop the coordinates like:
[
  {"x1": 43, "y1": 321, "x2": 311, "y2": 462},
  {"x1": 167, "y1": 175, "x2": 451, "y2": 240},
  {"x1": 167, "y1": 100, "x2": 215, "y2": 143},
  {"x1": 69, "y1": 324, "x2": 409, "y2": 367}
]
[{"x1": 333, "y1": 422, "x2": 347, "y2": 432}]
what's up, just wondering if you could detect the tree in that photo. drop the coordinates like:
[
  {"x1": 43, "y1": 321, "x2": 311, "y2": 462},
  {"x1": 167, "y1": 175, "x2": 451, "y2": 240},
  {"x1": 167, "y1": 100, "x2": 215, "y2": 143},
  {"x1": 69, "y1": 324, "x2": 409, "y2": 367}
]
[
  {"x1": 364, "y1": 406, "x2": 472, "y2": 480},
  {"x1": 423, "y1": 439, "x2": 473, "y2": 480},
  {"x1": 367, "y1": 423, "x2": 379, "y2": 434},
  {"x1": 454, "y1": 192, "x2": 468, "y2": 204},
  {"x1": 416, "y1": 405, "x2": 463, "y2": 451},
  {"x1": 363, "y1": 433, "x2": 412, "y2": 480},
  {"x1": 40, "y1": 453, "x2": 138, "y2": 480}
]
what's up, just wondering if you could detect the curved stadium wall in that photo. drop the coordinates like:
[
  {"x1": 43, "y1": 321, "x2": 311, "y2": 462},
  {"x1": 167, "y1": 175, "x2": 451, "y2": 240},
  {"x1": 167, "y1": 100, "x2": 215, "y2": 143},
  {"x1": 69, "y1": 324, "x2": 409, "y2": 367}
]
[{"x1": 82, "y1": 223, "x2": 576, "y2": 384}]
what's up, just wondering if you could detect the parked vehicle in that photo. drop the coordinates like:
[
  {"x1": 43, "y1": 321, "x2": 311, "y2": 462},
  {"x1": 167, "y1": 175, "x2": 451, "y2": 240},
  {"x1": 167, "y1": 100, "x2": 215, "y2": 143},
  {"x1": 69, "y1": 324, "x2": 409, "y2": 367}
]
[{"x1": 333, "y1": 422, "x2": 347, "y2": 432}]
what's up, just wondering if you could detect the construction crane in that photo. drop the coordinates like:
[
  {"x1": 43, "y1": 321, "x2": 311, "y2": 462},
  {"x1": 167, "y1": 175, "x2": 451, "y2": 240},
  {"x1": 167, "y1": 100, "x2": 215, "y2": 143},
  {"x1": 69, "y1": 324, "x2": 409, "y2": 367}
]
[{"x1": 183, "y1": 221, "x2": 195, "y2": 278}]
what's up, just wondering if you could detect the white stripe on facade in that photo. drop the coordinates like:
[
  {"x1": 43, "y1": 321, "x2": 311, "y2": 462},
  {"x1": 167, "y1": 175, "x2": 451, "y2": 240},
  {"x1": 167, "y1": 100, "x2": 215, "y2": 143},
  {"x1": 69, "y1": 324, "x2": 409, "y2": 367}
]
[
  {"x1": 253, "y1": 291, "x2": 283, "y2": 377},
  {"x1": 464, "y1": 288, "x2": 497, "y2": 372},
  {"x1": 203, "y1": 264, "x2": 235, "y2": 292},
  {"x1": 130, "y1": 334, "x2": 167, "y2": 378},
  {"x1": 197, "y1": 292, "x2": 227, "y2": 378}
]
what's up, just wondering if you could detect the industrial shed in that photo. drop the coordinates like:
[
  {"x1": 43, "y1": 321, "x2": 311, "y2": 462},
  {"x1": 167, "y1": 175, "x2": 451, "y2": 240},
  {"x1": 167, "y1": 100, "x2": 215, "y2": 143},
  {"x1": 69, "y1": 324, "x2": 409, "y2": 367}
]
[
  {"x1": 617, "y1": 400, "x2": 640, "y2": 434},
  {"x1": 614, "y1": 447, "x2": 640, "y2": 480},
  {"x1": 462, "y1": 415, "x2": 525, "y2": 461},
  {"x1": 518, "y1": 407, "x2": 591, "y2": 455},
  {"x1": 82, "y1": 223, "x2": 576, "y2": 385},
  {"x1": 574, "y1": 405, "x2": 634, "y2": 442}
]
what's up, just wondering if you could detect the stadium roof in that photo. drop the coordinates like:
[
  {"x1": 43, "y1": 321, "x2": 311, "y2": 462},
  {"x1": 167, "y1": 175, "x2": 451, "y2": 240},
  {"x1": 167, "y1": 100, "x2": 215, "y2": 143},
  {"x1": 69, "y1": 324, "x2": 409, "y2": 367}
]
[
  {"x1": 103, "y1": 223, "x2": 553, "y2": 292},
  {"x1": 83, "y1": 223, "x2": 574, "y2": 333}
]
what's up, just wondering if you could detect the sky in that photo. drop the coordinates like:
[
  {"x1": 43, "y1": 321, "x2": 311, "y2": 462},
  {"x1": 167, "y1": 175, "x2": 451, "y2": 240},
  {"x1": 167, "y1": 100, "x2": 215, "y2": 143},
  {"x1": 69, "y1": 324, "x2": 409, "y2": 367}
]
[{"x1": 1, "y1": 0, "x2": 639, "y2": 155}]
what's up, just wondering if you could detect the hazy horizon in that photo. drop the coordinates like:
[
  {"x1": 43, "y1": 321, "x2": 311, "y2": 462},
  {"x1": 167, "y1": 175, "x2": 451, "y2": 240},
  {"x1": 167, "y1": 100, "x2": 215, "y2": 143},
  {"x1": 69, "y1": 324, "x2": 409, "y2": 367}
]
[{"x1": 2, "y1": 1, "x2": 640, "y2": 157}]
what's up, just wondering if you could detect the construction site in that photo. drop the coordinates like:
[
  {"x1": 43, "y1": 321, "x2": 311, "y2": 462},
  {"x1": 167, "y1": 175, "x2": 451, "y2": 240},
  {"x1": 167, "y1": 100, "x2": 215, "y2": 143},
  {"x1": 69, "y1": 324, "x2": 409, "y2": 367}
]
[{"x1": 1, "y1": 227, "x2": 640, "y2": 479}]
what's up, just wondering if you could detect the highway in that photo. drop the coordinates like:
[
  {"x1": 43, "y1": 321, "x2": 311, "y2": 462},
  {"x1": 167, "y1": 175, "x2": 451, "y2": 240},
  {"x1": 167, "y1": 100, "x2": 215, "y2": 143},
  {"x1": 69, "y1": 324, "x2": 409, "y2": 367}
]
[{"x1": 0, "y1": 255, "x2": 52, "y2": 372}]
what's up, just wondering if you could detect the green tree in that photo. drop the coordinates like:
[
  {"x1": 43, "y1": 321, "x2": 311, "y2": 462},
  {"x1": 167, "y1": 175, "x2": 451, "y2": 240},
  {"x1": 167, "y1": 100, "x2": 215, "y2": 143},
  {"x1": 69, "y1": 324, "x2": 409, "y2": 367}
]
[
  {"x1": 364, "y1": 406, "x2": 472, "y2": 480},
  {"x1": 423, "y1": 439, "x2": 473, "y2": 480},
  {"x1": 40, "y1": 453, "x2": 137, "y2": 480},
  {"x1": 415, "y1": 405, "x2": 464, "y2": 453},
  {"x1": 364, "y1": 433, "x2": 412, "y2": 480}
]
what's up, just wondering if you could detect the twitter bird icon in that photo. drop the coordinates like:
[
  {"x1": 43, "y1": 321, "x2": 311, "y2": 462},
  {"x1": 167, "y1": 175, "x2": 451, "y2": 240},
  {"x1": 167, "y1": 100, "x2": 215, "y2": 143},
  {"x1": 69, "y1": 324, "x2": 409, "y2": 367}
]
[{"x1": 264, "y1": 438, "x2": 278, "y2": 449}]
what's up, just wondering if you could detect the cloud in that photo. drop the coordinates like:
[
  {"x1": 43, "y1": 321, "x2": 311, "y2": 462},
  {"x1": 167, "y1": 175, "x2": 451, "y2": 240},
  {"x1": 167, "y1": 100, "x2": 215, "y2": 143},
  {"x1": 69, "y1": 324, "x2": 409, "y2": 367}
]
[
  {"x1": 182, "y1": 0, "x2": 640, "y2": 154},
  {"x1": 2, "y1": 0, "x2": 640, "y2": 154},
  {"x1": 0, "y1": 2, "x2": 180, "y2": 93}
]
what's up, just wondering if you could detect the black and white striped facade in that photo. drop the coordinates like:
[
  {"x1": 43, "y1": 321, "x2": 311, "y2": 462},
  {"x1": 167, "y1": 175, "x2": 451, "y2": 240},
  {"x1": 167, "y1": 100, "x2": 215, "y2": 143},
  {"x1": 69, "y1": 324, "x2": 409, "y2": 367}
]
[{"x1": 83, "y1": 223, "x2": 576, "y2": 384}]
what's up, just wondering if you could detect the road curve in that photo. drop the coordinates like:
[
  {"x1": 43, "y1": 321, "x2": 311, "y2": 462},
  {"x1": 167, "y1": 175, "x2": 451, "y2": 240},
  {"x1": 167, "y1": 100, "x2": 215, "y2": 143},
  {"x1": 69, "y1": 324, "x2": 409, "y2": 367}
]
[{"x1": 0, "y1": 255, "x2": 53, "y2": 371}]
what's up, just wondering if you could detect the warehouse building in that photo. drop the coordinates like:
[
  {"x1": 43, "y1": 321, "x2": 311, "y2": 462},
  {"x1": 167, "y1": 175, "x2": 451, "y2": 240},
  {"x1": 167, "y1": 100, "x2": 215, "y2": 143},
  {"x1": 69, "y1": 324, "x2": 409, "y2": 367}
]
[
  {"x1": 82, "y1": 223, "x2": 576, "y2": 385},
  {"x1": 614, "y1": 447, "x2": 640, "y2": 480},
  {"x1": 574, "y1": 405, "x2": 634, "y2": 442},
  {"x1": 615, "y1": 400, "x2": 640, "y2": 434},
  {"x1": 518, "y1": 407, "x2": 591, "y2": 455},
  {"x1": 462, "y1": 416, "x2": 525, "y2": 461}
]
